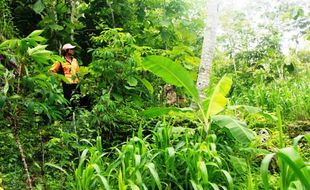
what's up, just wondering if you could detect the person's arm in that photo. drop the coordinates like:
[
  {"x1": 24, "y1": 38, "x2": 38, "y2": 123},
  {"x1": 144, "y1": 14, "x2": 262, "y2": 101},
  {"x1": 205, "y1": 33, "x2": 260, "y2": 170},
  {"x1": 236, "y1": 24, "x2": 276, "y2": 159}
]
[{"x1": 49, "y1": 62, "x2": 61, "y2": 73}]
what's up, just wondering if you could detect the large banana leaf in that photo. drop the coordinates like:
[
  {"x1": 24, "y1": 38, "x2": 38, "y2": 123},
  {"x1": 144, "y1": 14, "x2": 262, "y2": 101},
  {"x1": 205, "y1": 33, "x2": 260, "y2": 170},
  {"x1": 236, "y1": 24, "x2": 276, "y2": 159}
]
[
  {"x1": 204, "y1": 76, "x2": 232, "y2": 119},
  {"x1": 142, "y1": 55, "x2": 199, "y2": 102},
  {"x1": 212, "y1": 115, "x2": 255, "y2": 144}
]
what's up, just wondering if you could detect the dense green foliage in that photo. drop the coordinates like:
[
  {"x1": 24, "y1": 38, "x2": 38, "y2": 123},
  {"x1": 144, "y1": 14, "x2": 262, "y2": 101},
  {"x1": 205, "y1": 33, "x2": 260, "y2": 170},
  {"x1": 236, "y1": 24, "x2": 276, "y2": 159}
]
[{"x1": 0, "y1": 0, "x2": 309, "y2": 189}]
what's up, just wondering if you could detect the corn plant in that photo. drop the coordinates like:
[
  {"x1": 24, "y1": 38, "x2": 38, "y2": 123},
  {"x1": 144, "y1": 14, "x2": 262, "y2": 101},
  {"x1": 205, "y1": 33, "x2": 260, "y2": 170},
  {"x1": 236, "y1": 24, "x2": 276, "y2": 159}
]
[
  {"x1": 261, "y1": 134, "x2": 310, "y2": 190},
  {"x1": 72, "y1": 137, "x2": 111, "y2": 190},
  {"x1": 260, "y1": 107, "x2": 310, "y2": 190},
  {"x1": 69, "y1": 120, "x2": 234, "y2": 189}
]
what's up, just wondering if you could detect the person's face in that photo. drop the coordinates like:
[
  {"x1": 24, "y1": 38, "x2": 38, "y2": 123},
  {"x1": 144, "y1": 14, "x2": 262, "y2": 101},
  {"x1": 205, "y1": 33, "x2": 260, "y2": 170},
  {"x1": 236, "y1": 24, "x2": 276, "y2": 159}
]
[{"x1": 67, "y1": 49, "x2": 75, "y2": 56}]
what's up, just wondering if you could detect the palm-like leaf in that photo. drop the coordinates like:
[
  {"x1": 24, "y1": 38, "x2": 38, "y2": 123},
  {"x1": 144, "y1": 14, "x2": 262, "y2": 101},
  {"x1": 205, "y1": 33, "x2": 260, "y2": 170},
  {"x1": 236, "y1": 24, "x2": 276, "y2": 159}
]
[
  {"x1": 142, "y1": 55, "x2": 199, "y2": 102},
  {"x1": 212, "y1": 115, "x2": 255, "y2": 144},
  {"x1": 204, "y1": 75, "x2": 232, "y2": 119}
]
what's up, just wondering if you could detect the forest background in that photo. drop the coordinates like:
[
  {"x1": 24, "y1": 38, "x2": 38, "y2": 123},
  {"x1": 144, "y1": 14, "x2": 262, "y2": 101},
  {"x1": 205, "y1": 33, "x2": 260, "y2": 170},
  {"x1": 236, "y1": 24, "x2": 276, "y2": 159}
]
[{"x1": 0, "y1": 0, "x2": 309, "y2": 189}]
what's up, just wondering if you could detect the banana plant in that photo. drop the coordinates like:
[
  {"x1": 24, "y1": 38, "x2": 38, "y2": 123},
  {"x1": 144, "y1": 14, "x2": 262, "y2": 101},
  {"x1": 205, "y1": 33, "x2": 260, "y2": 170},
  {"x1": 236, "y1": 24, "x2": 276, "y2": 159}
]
[{"x1": 141, "y1": 55, "x2": 255, "y2": 143}]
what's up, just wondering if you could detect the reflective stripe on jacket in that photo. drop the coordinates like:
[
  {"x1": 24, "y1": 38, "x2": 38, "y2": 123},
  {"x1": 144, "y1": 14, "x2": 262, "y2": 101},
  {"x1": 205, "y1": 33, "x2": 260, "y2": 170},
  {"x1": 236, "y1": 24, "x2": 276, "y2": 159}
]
[{"x1": 50, "y1": 58, "x2": 79, "y2": 84}]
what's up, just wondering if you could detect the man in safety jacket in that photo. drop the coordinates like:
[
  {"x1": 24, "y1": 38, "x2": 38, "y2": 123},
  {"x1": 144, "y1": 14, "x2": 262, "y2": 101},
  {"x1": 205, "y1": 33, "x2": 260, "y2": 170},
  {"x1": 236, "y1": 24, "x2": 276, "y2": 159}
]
[{"x1": 50, "y1": 43, "x2": 80, "y2": 101}]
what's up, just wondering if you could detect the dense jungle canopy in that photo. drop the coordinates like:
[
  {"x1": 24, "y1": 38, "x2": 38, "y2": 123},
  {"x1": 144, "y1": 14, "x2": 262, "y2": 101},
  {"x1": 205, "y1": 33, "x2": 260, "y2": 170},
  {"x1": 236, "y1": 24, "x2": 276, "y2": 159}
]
[{"x1": 0, "y1": 0, "x2": 309, "y2": 189}]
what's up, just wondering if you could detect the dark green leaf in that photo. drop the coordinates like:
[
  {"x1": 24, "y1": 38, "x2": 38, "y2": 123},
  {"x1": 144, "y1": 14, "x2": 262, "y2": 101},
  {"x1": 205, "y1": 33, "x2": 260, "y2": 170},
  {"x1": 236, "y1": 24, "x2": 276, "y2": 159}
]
[{"x1": 212, "y1": 115, "x2": 255, "y2": 144}]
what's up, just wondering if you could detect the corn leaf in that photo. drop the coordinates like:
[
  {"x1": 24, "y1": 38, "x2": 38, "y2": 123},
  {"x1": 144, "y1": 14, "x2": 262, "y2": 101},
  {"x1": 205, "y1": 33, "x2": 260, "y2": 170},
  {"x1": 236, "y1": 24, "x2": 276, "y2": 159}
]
[
  {"x1": 198, "y1": 160, "x2": 208, "y2": 185},
  {"x1": 44, "y1": 162, "x2": 68, "y2": 175},
  {"x1": 96, "y1": 174, "x2": 111, "y2": 190},
  {"x1": 260, "y1": 153, "x2": 275, "y2": 190},
  {"x1": 145, "y1": 163, "x2": 162, "y2": 190},
  {"x1": 221, "y1": 170, "x2": 233, "y2": 190},
  {"x1": 277, "y1": 147, "x2": 310, "y2": 189}
]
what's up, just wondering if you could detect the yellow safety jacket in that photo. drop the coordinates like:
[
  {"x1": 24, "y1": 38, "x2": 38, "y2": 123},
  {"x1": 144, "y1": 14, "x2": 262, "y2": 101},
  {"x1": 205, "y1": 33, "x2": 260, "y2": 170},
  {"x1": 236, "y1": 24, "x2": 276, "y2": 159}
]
[{"x1": 50, "y1": 58, "x2": 79, "y2": 84}]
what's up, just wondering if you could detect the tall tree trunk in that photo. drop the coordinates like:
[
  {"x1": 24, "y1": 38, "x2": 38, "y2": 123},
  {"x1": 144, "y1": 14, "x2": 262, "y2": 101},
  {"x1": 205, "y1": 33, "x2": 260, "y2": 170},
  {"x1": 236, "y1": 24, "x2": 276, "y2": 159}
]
[
  {"x1": 10, "y1": 112, "x2": 33, "y2": 190},
  {"x1": 11, "y1": 60, "x2": 33, "y2": 189},
  {"x1": 196, "y1": 0, "x2": 219, "y2": 102},
  {"x1": 106, "y1": 0, "x2": 116, "y2": 28},
  {"x1": 12, "y1": 125, "x2": 33, "y2": 190},
  {"x1": 69, "y1": 0, "x2": 76, "y2": 41}
]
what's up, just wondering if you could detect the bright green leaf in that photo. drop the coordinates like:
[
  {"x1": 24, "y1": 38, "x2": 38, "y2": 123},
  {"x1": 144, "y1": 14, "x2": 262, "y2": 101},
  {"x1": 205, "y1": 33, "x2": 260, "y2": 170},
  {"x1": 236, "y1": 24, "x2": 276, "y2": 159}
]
[
  {"x1": 142, "y1": 55, "x2": 199, "y2": 102},
  {"x1": 33, "y1": 0, "x2": 45, "y2": 14},
  {"x1": 127, "y1": 76, "x2": 138, "y2": 86},
  {"x1": 205, "y1": 75, "x2": 232, "y2": 118}
]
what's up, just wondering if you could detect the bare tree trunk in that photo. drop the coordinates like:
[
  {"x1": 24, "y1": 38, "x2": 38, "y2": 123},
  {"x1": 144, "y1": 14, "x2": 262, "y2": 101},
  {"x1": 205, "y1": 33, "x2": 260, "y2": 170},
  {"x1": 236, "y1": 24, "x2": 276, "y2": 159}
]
[
  {"x1": 12, "y1": 117, "x2": 33, "y2": 190},
  {"x1": 69, "y1": 0, "x2": 76, "y2": 41},
  {"x1": 106, "y1": 0, "x2": 116, "y2": 28},
  {"x1": 10, "y1": 59, "x2": 33, "y2": 189},
  {"x1": 196, "y1": 0, "x2": 219, "y2": 102}
]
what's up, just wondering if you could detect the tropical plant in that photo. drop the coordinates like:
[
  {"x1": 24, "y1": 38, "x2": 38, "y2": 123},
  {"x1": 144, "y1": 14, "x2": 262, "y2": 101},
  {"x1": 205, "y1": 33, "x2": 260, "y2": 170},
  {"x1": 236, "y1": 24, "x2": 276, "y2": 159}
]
[
  {"x1": 0, "y1": 0, "x2": 16, "y2": 41},
  {"x1": 0, "y1": 30, "x2": 65, "y2": 189},
  {"x1": 141, "y1": 55, "x2": 255, "y2": 143}
]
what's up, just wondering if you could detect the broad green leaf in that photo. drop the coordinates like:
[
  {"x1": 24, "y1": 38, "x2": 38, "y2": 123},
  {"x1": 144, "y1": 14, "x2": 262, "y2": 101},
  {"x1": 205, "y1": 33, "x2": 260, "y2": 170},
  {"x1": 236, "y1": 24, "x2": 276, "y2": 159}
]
[
  {"x1": 78, "y1": 66, "x2": 89, "y2": 78},
  {"x1": 33, "y1": 0, "x2": 45, "y2": 14},
  {"x1": 28, "y1": 45, "x2": 52, "y2": 64},
  {"x1": 27, "y1": 45, "x2": 48, "y2": 55},
  {"x1": 127, "y1": 76, "x2": 138, "y2": 86},
  {"x1": 31, "y1": 52, "x2": 52, "y2": 64},
  {"x1": 49, "y1": 24, "x2": 64, "y2": 31},
  {"x1": 137, "y1": 77, "x2": 154, "y2": 95},
  {"x1": 212, "y1": 115, "x2": 255, "y2": 144},
  {"x1": 27, "y1": 30, "x2": 44, "y2": 38},
  {"x1": 30, "y1": 35, "x2": 46, "y2": 42},
  {"x1": 0, "y1": 39, "x2": 18, "y2": 50},
  {"x1": 205, "y1": 75, "x2": 232, "y2": 118},
  {"x1": 142, "y1": 55, "x2": 199, "y2": 102}
]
